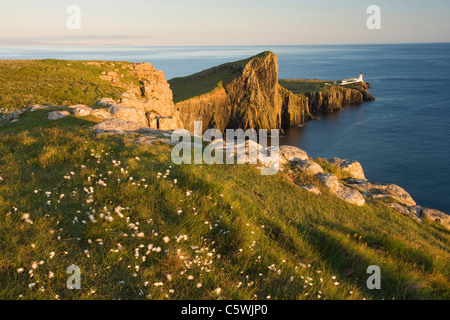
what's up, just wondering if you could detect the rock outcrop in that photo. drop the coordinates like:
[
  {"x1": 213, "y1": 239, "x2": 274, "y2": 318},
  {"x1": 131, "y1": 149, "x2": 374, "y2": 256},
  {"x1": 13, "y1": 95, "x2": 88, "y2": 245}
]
[
  {"x1": 9, "y1": 110, "x2": 23, "y2": 121},
  {"x1": 305, "y1": 82, "x2": 375, "y2": 113},
  {"x1": 323, "y1": 157, "x2": 366, "y2": 180},
  {"x1": 108, "y1": 104, "x2": 147, "y2": 127},
  {"x1": 295, "y1": 159, "x2": 324, "y2": 176},
  {"x1": 71, "y1": 105, "x2": 93, "y2": 117},
  {"x1": 98, "y1": 63, "x2": 182, "y2": 130},
  {"x1": 279, "y1": 145, "x2": 309, "y2": 164},
  {"x1": 420, "y1": 208, "x2": 450, "y2": 229},
  {"x1": 93, "y1": 118, "x2": 145, "y2": 132},
  {"x1": 345, "y1": 179, "x2": 416, "y2": 207},
  {"x1": 48, "y1": 111, "x2": 70, "y2": 120},
  {"x1": 90, "y1": 108, "x2": 111, "y2": 120},
  {"x1": 300, "y1": 185, "x2": 322, "y2": 195},
  {"x1": 318, "y1": 173, "x2": 366, "y2": 206}
]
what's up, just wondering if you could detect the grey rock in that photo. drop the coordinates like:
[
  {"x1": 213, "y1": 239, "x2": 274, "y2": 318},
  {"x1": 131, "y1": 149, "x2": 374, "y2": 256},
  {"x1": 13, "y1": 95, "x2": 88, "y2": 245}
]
[
  {"x1": 90, "y1": 108, "x2": 111, "y2": 120},
  {"x1": 300, "y1": 185, "x2": 322, "y2": 195},
  {"x1": 72, "y1": 105, "x2": 93, "y2": 117},
  {"x1": 420, "y1": 207, "x2": 450, "y2": 229},
  {"x1": 93, "y1": 118, "x2": 144, "y2": 132},
  {"x1": 324, "y1": 157, "x2": 365, "y2": 180},
  {"x1": 94, "y1": 98, "x2": 116, "y2": 107},
  {"x1": 109, "y1": 104, "x2": 147, "y2": 127},
  {"x1": 345, "y1": 179, "x2": 416, "y2": 207},
  {"x1": 279, "y1": 145, "x2": 308, "y2": 165},
  {"x1": 295, "y1": 159, "x2": 324, "y2": 176},
  {"x1": 48, "y1": 111, "x2": 70, "y2": 120},
  {"x1": 9, "y1": 110, "x2": 23, "y2": 121},
  {"x1": 318, "y1": 174, "x2": 365, "y2": 206}
]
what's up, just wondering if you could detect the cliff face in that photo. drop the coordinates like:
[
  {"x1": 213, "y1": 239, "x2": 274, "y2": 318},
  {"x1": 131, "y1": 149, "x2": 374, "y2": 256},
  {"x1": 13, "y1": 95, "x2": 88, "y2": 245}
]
[
  {"x1": 305, "y1": 86, "x2": 362, "y2": 113},
  {"x1": 172, "y1": 52, "x2": 311, "y2": 132},
  {"x1": 225, "y1": 52, "x2": 283, "y2": 131},
  {"x1": 175, "y1": 86, "x2": 232, "y2": 132},
  {"x1": 305, "y1": 82, "x2": 375, "y2": 113},
  {"x1": 279, "y1": 85, "x2": 311, "y2": 127}
]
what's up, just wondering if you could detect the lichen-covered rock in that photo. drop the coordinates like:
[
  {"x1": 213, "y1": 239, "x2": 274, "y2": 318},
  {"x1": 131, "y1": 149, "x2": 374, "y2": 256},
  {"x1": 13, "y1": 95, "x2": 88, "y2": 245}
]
[
  {"x1": 108, "y1": 104, "x2": 147, "y2": 127},
  {"x1": 300, "y1": 185, "x2": 321, "y2": 195},
  {"x1": 72, "y1": 105, "x2": 93, "y2": 117},
  {"x1": 48, "y1": 111, "x2": 70, "y2": 120},
  {"x1": 9, "y1": 110, "x2": 23, "y2": 121},
  {"x1": 279, "y1": 145, "x2": 309, "y2": 165},
  {"x1": 346, "y1": 179, "x2": 416, "y2": 207},
  {"x1": 90, "y1": 108, "x2": 111, "y2": 120},
  {"x1": 94, "y1": 98, "x2": 116, "y2": 108},
  {"x1": 324, "y1": 157, "x2": 365, "y2": 179},
  {"x1": 318, "y1": 174, "x2": 365, "y2": 206},
  {"x1": 386, "y1": 203, "x2": 422, "y2": 222},
  {"x1": 93, "y1": 118, "x2": 144, "y2": 132},
  {"x1": 97, "y1": 62, "x2": 182, "y2": 130},
  {"x1": 420, "y1": 208, "x2": 450, "y2": 229},
  {"x1": 295, "y1": 159, "x2": 324, "y2": 176},
  {"x1": 29, "y1": 105, "x2": 49, "y2": 112}
]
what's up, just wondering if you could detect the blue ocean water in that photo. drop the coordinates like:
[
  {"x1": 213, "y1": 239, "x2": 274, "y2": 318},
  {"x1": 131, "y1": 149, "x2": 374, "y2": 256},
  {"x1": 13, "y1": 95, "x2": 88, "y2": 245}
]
[{"x1": 1, "y1": 44, "x2": 449, "y2": 213}]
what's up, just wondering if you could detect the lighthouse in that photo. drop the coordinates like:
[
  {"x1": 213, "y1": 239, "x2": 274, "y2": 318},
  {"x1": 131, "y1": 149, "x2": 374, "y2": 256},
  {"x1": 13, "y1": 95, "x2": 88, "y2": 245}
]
[{"x1": 359, "y1": 73, "x2": 363, "y2": 82}]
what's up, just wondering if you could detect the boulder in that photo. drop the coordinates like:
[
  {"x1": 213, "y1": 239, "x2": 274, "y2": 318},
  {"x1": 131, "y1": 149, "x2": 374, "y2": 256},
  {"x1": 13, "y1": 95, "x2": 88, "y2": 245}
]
[
  {"x1": 279, "y1": 145, "x2": 309, "y2": 165},
  {"x1": 109, "y1": 104, "x2": 147, "y2": 127},
  {"x1": 420, "y1": 208, "x2": 450, "y2": 229},
  {"x1": 295, "y1": 159, "x2": 324, "y2": 176},
  {"x1": 93, "y1": 118, "x2": 144, "y2": 132},
  {"x1": 9, "y1": 110, "x2": 23, "y2": 121},
  {"x1": 318, "y1": 174, "x2": 365, "y2": 206},
  {"x1": 386, "y1": 203, "x2": 421, "y2": 222},
  {"x1": 345, "y1": 179, "x2": 416, "y2": 207},
  {"x1": 29, "y1": 105, "x2": 49, "y2": 112},
  {"x1": 300, "y1": 185, "x2": 321, "y2": 196},
  {"x1": 90, "y1": 108, "x2": 111, "y2": 120},
  {"x1": 48, "y1": 111, "x2": 70, "y2": 120},
  {"x1": 72, "y1": 105, "x2": 93, "y2": 117},
  {"x1": 94, "y1": 98, "x2": 116, "y2": 107},
  {"x1": 324, "y1": 157, "x2": 365, "y2": 179}
]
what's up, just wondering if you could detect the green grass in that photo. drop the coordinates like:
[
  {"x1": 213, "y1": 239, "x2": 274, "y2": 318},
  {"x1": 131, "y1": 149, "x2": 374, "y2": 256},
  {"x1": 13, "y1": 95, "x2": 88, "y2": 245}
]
[
  {"x1": 169, "y1": 51, "x2": 274, "y2": 103},
  {"x1": 0, "y1": 59, "x2": 141, "y2": 111},
  {"x1": 278, "y1": 79, "x2": 333, "y2": 95},
  {"x1": 0, "y1": 110, "x2": 448, "y2": 300}
]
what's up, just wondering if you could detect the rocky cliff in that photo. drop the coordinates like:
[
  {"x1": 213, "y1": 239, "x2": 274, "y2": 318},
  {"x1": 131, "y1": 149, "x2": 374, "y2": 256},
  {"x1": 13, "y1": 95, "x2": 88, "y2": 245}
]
[
  {"x1": 170, "y1": 51, "x2": 313, "y2": 132},
  {"x1": 99, "y1": 62, "x2": 183, "y2": 130},
  {"x1": 279, "y1": 85, "x2": 311, "y2": 127},
  {"x1": 305, "y1": 82, "x2": 375, "y2": 113},
  {"x1": 170, "y1": 52, "x2": 374, "y2": 133}
]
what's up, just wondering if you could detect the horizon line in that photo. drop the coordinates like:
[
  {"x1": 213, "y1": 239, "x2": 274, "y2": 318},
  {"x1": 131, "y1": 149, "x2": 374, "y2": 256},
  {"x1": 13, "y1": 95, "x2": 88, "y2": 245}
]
[{"x1": 0, "y1": 41, "x2": 450, "y2": 48}]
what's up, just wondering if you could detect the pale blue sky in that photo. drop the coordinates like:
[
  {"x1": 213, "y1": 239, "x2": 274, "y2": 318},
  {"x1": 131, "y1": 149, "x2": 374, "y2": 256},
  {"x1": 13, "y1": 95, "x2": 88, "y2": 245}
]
[{"x1": 0, "y1": 0, "x2": 449, "y2": 45}]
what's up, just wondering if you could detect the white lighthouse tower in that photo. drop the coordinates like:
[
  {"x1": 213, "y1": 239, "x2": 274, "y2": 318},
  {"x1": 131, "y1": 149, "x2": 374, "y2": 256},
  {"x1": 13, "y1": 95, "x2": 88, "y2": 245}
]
[{"x1": 359, "y1": 73, "x2": 363, "y2": 82}]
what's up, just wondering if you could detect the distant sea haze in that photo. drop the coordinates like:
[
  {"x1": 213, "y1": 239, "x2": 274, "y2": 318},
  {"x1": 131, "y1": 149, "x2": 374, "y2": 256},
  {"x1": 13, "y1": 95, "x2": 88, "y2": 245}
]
[{"x1": 1, "y1": 43, "x2": 449, "y2": 213}]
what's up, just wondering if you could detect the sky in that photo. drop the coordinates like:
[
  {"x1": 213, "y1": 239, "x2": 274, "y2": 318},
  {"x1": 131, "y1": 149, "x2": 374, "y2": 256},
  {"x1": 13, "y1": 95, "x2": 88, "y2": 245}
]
[{"x1": 0, "y1": 0, "x2": 449, "y2": 45}]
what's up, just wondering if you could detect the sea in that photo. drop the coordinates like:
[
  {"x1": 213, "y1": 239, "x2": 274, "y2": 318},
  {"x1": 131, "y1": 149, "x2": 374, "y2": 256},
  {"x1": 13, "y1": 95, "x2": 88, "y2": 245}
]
[{"x1": 1, "y1": 43, "x2": 449, "y2": 213}]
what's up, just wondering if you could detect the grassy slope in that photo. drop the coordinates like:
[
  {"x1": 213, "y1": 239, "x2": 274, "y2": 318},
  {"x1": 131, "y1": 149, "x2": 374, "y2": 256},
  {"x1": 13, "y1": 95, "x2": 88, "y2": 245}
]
[
  {"x1": 0, "y1": 110, "x2": 449, "y2": 300},
  {"x1": 168, "y1": 52, "x2": 273, "y2": 103},
  {"x1": 0, "y1": 60, "x2": 140, "y2": 111},
  {"x1": 278, "y1": 79, "x2": 332, "y2": 95}
]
